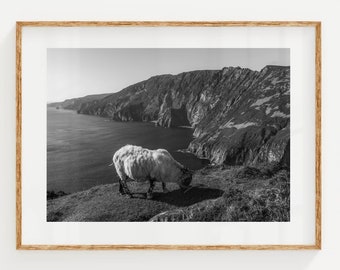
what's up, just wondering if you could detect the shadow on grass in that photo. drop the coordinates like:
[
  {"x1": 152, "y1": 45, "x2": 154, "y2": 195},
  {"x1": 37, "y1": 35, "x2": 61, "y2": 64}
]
[{"x1": 149, "y1": 187, "x2": 224, "y2": 207}]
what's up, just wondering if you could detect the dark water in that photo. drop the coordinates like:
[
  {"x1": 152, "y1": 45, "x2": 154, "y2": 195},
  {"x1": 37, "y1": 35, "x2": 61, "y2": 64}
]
[{"x1": 47, "y1": 108, "x2": 209, "y2": 193}]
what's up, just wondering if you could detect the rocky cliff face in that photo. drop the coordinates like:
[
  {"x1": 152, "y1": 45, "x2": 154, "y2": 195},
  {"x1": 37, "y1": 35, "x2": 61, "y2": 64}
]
[
  {"x1": 59, "y1": 66, "x2": 290, "y2": 166},
  {"x1": 187, "y1": 66, "x2": 290, "y2": 167}
]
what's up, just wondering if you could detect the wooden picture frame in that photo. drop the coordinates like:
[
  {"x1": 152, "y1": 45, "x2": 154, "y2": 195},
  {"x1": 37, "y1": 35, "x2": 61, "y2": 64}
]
[{"x1": 16, "y1": 21, "x2": 321, "y2": 250}]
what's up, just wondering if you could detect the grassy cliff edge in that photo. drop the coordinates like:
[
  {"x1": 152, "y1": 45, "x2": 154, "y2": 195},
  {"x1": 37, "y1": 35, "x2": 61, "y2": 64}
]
[{"x1": 47, "y1": 164, "x2": 289, "y2": 222}]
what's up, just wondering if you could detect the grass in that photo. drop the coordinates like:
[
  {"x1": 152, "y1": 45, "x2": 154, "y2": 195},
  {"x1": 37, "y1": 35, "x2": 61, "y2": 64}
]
[
  {"x1": 47, "y1": 163, "x2": 290, "y2": 222},
  {"x1": 151, "y1": 164, "x2": 290, "y2": 222},
  {"x1": 47, "y1": 182, "x2": 223, "y2": 222}
]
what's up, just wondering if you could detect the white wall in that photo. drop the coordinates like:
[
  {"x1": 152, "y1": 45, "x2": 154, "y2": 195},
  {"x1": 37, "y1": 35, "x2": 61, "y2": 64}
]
[{"x1": 0, "y1": 0, "x2": 338, "y2": 269}]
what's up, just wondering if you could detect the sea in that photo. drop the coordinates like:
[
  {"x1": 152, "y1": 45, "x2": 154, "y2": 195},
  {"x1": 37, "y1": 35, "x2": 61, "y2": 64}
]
[{"x1": 47, "y1": 108, "x2": 209, "y2": 193}]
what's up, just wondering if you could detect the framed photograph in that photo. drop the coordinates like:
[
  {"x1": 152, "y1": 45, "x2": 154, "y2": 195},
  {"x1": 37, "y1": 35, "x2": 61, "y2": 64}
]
[{"x1": 16, "y1": 21, "x2": 321, "y2": 250}]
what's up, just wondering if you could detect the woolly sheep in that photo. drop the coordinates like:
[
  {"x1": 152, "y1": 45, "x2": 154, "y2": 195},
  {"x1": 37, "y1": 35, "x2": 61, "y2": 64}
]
[{"x1": 111, "y1": 145, "x2": 193, "y2": 199}]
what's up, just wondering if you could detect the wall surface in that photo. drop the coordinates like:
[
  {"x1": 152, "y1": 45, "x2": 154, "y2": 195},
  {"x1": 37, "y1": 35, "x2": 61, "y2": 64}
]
[{"x1": 0, "y1": 0, "x2": 338, "y2": 269}]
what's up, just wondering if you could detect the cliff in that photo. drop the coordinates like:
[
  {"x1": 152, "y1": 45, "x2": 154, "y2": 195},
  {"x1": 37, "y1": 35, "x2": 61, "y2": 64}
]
[{"x1": 52, "y1": 66, "x2": 290, "y2": 166}]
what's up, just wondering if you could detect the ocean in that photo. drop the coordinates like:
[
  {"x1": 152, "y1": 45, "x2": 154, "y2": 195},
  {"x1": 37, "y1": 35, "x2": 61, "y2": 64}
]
[{"x1": 47, "y1": 108, "x2": 209, "y2": 193}]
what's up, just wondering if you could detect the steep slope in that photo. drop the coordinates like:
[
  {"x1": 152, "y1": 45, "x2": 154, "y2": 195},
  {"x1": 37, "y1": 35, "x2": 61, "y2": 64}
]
[
  {"x1": 67, "y1": 66, "x2": 290, "y2": 166},
  {"x1": 188, "y1": 65, "x2": 290, "y2": 166}
]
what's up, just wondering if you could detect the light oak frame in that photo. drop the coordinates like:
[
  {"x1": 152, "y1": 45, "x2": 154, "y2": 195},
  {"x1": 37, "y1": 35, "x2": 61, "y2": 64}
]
[{"x1": 16, "y1": 21, "x2": 321, "y2": 250}]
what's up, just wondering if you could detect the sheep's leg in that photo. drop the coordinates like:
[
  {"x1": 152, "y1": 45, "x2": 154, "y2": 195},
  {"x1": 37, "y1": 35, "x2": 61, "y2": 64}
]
[
  {"x1": 162, "y1": 182, "x2": 169, "y2": 193},
  {"x1": 118, "y1": 179, "x2": 125, "y2": 195},
  {"x1": 146, "y1": 179, "x2": 155, "y2": 199},
  {"x1": 122, "y1": 181, "x2": 132, "y2": 197},
  {"x1": 118, "y1": 177, "x2": 132, "y2": 197}
]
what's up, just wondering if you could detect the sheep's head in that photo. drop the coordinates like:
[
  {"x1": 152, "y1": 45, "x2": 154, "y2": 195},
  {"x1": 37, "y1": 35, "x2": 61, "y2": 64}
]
[{"x1": 179, "y1": 167, "x2": 193, "y2": 190}]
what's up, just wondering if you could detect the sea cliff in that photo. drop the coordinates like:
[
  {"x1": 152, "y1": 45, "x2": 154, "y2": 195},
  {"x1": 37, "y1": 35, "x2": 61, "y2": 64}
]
[{"x1": 50, "y1": 65, "x2": 290, "y2": 167}]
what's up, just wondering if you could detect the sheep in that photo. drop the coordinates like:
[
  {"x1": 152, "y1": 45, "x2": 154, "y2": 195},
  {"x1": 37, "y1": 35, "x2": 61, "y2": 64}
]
[{"x1": 111, "y1": 145, "x2": 193, "y2": 199}]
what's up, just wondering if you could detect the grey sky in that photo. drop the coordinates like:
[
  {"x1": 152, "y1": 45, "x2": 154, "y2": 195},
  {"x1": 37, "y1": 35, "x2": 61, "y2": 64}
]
[{"x1": 47, "y1": 48, "x2": 289, "y2": 102}]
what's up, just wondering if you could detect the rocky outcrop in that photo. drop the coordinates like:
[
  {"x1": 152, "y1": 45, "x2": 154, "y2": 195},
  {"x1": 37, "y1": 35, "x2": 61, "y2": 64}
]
[{"x1": 57, "y1": 66, "x2": 290, "y2": 166}]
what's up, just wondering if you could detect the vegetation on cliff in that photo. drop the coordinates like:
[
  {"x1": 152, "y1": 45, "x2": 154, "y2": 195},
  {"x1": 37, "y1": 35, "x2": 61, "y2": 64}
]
[{"x1": 47, "y1": 163, "x2": 289, "y2": 222}]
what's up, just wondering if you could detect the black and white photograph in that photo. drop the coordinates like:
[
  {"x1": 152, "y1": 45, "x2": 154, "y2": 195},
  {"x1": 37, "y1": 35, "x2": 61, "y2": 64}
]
[{"x1": 46, "y1": 48, "x2": 290, "y2": 222}]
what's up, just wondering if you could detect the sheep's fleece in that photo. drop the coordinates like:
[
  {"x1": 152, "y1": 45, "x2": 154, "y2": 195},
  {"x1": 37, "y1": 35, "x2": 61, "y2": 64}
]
[{"x1": 112, "y1": 145, "x2": 187, "y2": 184}]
